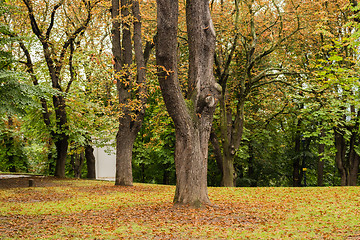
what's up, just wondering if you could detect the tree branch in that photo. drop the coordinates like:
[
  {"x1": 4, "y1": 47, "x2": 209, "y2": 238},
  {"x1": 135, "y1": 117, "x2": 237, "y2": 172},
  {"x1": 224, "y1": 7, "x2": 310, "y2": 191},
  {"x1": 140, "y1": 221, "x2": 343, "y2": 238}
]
[
  {"x1": 46, "y1": 0, "x2": 64, "y2": 40},
  {"x1": 22, "y1": 0, "x2": 45, "y2": 41}
]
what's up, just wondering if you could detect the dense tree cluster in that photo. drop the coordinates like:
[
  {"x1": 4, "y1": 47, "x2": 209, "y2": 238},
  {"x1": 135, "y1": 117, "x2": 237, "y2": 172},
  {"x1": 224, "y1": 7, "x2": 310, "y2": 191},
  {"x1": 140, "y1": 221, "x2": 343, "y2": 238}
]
[{"x1": 1, "y1": 0, "x2": 360, "y2": 206}]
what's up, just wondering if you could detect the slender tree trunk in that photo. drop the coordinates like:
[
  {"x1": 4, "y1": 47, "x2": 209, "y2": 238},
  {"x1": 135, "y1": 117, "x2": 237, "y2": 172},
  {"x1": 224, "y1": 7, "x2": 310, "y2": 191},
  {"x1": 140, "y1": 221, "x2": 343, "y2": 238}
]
[
  {"x1": 349, "y1": 153, "x2": 359, "y2": 186},
  {"x1": 248, "y1": 141, "x2": 258, "y2": 187},
  {"x1": 219, "y1": 99, "x2": 244, "y2": 187},
  {"x1": 317, "y1": 130, "x2": 325, "y2": 186},
  {"x1": 293, "y1": 120, "x2": 302, "y2": 187},
  {"x1": 348, "y1": 133, "x2": 359, "y2": 186},
  {"x1": 334, "y1": 128, "x2": 347, "y2": 186},
  {"x1": 210, "y1": 130, "x2": 224, "y2": 178},
  {"x1": 85, "y1": 143, "x2": 96, "y2": 179},
  {"x1": 157, "y1": 0, "x2": 220, "y2": 206},
  {"x1": 5, "y1": 117, "x2": 16, "y2": 172},
  {"x1": 71, "y1": 152, "x2": 84, "y2": 178}
]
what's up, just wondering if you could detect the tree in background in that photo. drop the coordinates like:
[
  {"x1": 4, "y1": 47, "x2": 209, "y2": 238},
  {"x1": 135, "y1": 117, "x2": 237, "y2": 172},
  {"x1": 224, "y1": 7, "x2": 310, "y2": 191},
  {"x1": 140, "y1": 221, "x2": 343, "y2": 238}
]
[
  {"x1": 210, "y1": 0, "x2": 301, "y2": 186},
  {"x1": 18, "y1": 0, "x2": 102, "y2": 177}
]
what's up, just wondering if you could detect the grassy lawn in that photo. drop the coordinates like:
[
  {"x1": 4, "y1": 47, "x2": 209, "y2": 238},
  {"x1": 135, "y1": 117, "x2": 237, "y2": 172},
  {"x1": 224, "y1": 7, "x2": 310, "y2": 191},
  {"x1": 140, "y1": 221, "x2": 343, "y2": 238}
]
[{"x1": 0, "y1": 179, "x2": 359, "y2": 239}]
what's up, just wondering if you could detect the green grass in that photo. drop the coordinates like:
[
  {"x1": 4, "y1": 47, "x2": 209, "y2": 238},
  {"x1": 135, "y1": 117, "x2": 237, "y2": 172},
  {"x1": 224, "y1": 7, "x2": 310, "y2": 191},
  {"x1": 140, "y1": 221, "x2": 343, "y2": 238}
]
[{"x1": 0, "y1": 179, "x2": 359, "y2": 239}]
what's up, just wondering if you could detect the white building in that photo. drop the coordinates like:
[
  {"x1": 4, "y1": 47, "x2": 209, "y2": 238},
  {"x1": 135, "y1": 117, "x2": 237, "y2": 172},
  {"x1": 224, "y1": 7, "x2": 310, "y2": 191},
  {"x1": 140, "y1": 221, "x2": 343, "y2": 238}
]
[{"x1": 94, "y1": 146, "x2": 116, "y2": 181}]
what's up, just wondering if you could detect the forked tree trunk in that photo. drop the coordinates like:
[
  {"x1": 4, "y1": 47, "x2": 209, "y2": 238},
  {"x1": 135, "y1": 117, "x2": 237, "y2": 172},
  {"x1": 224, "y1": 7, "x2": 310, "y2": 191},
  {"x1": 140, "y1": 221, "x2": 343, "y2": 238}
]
[
  {"x1": 112, "y1": 0, "x2": 148, "y2": 186},
  {"x1": 157, "y1": 0, "x2": 220, "y2": 206}
]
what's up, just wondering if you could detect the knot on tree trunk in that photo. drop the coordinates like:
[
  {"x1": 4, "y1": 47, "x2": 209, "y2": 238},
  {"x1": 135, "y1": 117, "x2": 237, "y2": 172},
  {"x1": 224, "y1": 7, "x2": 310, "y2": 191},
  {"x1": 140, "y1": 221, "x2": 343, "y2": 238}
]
[{"x1": 196, "y1": 83, "x2": 221, "y2": 114}]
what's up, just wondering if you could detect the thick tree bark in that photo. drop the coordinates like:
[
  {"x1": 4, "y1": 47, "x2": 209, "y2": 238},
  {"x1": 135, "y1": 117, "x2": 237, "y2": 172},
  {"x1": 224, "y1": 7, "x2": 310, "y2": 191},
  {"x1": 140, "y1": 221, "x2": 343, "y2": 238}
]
[
  {"x1": 157, "y1": 0, "x2": 220, "y2": 206},
  {"x1": 85, "y1": 143, "x2": 96, "y2": 179},
  {"x1": 115, "y1": 119, "x2": 138, "y2": 186},
  {"x1": 53, "y1": 95, "x2": 69, "y2": 178}
]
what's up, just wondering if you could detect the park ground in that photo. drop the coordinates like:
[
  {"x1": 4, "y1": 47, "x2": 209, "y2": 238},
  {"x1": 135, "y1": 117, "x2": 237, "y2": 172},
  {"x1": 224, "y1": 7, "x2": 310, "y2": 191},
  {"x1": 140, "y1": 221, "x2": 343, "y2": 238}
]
[{"x1": 0, "y1": 175, "x2": 359, "y2": 239}]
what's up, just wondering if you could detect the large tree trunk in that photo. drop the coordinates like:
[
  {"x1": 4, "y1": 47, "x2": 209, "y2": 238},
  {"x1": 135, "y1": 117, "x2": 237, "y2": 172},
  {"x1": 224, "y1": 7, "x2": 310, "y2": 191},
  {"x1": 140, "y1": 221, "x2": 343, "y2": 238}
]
[
  {"x1": 54, "y1": 133, "x2": 68, "y2": 178},
  {"x1": 173, "y1": 127, "x2": 211, "y2": 206},
  {"x1": 156, "y1": 0, "x2": 220, "y2": 206},
  {"x1": 85, "y1": 143, "x2": 96, "y2": 179},
  {"x1": 53, "y1": 95, "x2": 69, "y2": 178},
  {"x1": 334, "y1": 126, "x2": 360, "y2": 186},
  {"x1": 115, "y1": 118, "x2": 138, "y2": 186}
]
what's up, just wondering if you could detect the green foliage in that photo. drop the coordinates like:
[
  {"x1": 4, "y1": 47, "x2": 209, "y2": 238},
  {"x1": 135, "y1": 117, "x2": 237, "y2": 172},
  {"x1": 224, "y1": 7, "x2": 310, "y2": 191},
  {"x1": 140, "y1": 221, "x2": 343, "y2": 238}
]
[
  {"x1": 0, "y1": 118, "x2": 28, "y2": 172},
  {"x1": 0, "y1": 1, "x2": 42, "y2": 116},
  {"x1": 133, "y1": 88, "x2": 176, "y2": 185}
]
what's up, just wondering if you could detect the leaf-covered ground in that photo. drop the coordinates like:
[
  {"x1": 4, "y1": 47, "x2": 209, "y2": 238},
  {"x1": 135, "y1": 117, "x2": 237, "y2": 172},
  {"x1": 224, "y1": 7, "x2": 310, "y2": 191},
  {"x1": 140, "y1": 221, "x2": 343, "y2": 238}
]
[{"x1": 0, "y1": 178, "x2": 359, "y2": 239}]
